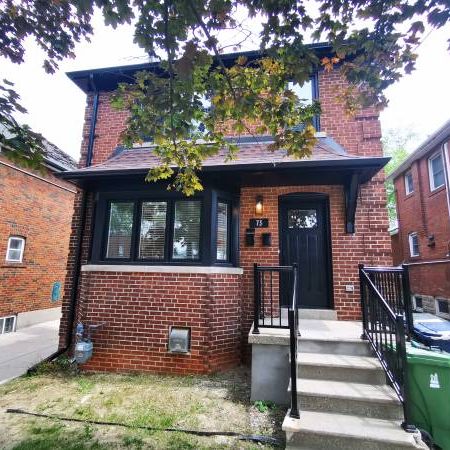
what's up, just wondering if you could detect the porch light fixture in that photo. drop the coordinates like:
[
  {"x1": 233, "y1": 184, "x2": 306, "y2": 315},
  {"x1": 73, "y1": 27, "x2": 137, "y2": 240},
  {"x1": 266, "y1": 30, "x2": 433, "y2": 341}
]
[
  {"x1": 168, "y1": 326, "x2": 191, "y2": 353},
  {"x1": 255, "y1": 195, "x2": 264, "y2": 215}
]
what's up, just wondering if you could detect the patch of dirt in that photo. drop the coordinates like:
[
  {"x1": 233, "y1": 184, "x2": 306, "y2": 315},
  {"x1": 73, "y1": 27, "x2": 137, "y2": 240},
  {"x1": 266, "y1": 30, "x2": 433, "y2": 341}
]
[{"x1": 0, "y1": 365, "x2": 286, "y2": 449}]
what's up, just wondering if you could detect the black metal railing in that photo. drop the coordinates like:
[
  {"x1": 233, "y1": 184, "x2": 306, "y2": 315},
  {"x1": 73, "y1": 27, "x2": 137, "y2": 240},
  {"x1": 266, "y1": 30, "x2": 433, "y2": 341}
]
[
  {"x1": 252, "y1": 263, "x2": 300, "y2": 419},
  {"x1": 288, "y1": 264, "x2": 300, "y2": 419},
  {"x1": 253, "y1": 264, "x2": 295, "y2": 332},
  {"x1": 359, "y1": 265, "x2": 415, "y2": 431},
  {"x1": 362, "y1": 265, "x2": 414, "y2": 338}
]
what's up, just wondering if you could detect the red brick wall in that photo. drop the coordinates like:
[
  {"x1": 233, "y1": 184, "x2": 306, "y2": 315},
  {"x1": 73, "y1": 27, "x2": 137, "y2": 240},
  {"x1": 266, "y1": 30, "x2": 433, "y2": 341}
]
[
  {"x1": 0, "y1": 157, "x2": 75, "y2": 317},
  {"x1": 393, "y1": 139, "x2": 450, "y2": 298},
  {"x1": 71, "y1": 270, "x2": 241, "y2": 374},
  {"x1": 239, "y1": 183, "x2": 391, "y2": 337}
]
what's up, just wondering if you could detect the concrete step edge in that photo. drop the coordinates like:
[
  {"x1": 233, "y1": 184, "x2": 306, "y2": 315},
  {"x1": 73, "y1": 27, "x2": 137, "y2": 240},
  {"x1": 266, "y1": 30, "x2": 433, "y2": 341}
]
[
  {"x1": 297, "y1": 352, "x2": 383, "y2": 371},
  {"x1": 288, "y1": 378, "x2": 401, "y2": 405},
  {"x1": 282, "y1": 411, "x2": 423, "y2": 448}
]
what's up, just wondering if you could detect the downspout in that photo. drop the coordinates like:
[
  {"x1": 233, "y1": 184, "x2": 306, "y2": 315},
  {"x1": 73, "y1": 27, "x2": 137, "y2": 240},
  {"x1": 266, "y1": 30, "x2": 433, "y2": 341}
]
[{"x1": 29, "y1": 75, "x2": 99, "y2": 370}]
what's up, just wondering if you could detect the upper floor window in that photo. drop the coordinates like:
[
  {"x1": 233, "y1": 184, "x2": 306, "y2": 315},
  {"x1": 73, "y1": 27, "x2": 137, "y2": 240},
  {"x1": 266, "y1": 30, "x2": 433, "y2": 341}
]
[
  {"x1": 288, "y1": 79, "x2": 313, "y2": 105},
  {"x1": 408, "y1": 232, "x2": 420, "y2": 257},
  {"x1": 6, "y1": 236, "x2": 25, "y2": 262},
  {"x1": 428, "y1": 151, "x2": 445, "y2": 191},
  {"x1": 404, "y1": 170, "x2": 414, "y2": 195}
]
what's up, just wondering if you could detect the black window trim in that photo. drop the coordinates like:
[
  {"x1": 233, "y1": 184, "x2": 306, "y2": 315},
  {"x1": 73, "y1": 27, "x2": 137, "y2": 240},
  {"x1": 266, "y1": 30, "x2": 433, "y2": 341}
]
[
  {"x1": 215, "y1": 198, "x2": 232, "y2": 263},
  {"x1": 92, "y1": 189, "x2": 237, "y2": 267}
]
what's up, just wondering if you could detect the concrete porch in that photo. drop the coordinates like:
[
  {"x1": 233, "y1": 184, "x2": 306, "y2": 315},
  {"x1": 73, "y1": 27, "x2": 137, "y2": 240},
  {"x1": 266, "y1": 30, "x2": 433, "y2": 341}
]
[{"x1": 249, "y1": 317, "x2": 425, "y2": 449}]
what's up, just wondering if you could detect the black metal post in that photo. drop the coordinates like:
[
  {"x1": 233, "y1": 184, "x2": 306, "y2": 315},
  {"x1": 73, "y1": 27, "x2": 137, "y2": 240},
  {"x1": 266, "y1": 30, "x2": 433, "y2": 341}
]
[
  {"x1": 359, "y1": 264, "x2": 368, "y2": 340},
  {"x1": 401, "y1": 264, "x2": 414, "y2": 340},
  {"x1": 253, "y1": 263, "x2": 260, "y2": 334},
  {"x1": 396, "y1": 315, "x2": 416, "y2": 433},
  {"x1": 288, "y1": 308, "x2": 300, "y2": 419}
]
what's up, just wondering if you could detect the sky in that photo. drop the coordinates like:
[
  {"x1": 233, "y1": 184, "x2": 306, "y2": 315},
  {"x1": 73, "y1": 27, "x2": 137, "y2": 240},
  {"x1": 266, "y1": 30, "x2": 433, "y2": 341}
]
[{"x1": 2, "y1": 12, "x2": 450, "y2": 162}]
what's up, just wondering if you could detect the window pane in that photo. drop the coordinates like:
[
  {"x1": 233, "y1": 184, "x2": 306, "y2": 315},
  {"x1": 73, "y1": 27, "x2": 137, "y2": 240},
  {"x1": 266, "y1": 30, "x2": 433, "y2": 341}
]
[
  {"x1": 4, "y1": 317, "x2": 15, "y2": 333},
  {"x1": 216, "y1": 202, "x2": 229, "y2": 261},
  {"x1": 405, "y1": 172, "x2": 414, "y2": 194},
  {"x1": 9, "y1": 238, "x2": 23, "y2": 250},
  {"x1": 288, "y1": 80, "x2": 313, "y2": 104},
  {"x1": 431, "y1": 154, "x2": 445, "y2": 189},
  {"x1": 139, "y1": 202, "x2": 167, "y2": 259},
  {"x1": 288, "y1": 209, "x2": 317, "y2": 229},
  {"x1": 106, "y1": 202, "x2": 134, "y2": 258},
  {"x1": 8, "y1": 249, "x2": 22, "y2": 261},
  {"x1": 172, "y1": 201, "x2": 201, "y2": 260},
  {"x1": 409, "y1": 234, "x2": 419, "y2": 256}
]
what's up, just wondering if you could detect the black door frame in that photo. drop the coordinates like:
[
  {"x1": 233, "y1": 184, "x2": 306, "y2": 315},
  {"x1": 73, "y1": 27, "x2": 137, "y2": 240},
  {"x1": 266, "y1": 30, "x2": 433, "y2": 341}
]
[{"x1": 278, "y1": 192, "x2": 334, "y2": 309}]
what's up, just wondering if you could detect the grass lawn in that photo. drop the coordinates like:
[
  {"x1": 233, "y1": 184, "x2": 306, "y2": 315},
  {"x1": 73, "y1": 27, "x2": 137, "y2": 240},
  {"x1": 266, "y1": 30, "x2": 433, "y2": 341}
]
[{"x1": 0, "y1": 362, "x2": 285, "y2": 449}]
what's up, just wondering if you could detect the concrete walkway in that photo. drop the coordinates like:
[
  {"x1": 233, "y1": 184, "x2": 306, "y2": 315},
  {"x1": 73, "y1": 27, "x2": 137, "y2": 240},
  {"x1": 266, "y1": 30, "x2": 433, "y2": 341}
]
[{"x1": 0, "y1": 320, "x2": 60, "y2": 384}]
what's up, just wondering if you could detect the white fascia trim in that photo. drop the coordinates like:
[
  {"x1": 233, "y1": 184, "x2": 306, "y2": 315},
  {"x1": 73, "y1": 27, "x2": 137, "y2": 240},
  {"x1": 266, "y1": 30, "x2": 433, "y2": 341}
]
[{"x1": 81, "y1": 264, "x2": 244, "y2": 275}]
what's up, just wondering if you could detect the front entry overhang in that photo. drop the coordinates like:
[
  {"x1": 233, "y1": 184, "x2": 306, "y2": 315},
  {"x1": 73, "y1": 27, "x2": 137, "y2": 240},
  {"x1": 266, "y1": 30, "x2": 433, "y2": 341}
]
[{"x1": 60, "y1": 156, "x2": 388, "y2": 235}]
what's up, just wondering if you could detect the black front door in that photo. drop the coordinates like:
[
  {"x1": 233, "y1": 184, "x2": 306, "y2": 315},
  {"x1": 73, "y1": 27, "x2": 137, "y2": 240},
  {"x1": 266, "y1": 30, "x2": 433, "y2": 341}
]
[{"x1": 279, "y1": 195, "x2": 332, "y2": 309}]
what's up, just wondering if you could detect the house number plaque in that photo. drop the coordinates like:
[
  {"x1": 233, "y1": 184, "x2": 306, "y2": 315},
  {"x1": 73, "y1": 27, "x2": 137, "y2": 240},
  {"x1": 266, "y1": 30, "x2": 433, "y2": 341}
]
[{"x1": 249, "y1": 218, "x2": 269, "y2": 228}]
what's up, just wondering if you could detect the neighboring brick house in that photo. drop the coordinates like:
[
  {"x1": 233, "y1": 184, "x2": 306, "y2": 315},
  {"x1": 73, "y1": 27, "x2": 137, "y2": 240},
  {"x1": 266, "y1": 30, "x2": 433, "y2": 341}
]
[
  {"x1": 58, "y1": 46, "x2": 391, "y2": 374},
  {"x1": 388, "y1": 119, "x2": 450, "y2": 318},
  {"x1": 0, "y1": 141, "x2": 77, "y2": 333}
]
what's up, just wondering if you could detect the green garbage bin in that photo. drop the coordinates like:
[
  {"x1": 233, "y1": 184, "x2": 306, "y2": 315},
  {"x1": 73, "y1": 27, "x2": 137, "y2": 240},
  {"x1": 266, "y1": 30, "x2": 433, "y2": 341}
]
[{"x1": 406, "y1": 344, "x2": 450, "y2": 450}]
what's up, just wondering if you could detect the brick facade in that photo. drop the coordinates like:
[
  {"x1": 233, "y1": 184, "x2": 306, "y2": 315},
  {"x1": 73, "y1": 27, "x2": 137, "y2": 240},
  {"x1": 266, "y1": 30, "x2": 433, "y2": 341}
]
[
  {"x1": 76, "y1": 270, "x2": 241, "y2": 374},
  {"x1": 60, "y1": 65, "x2": 392, "y2": 374},
  {"x1": 0, "y1": 156, "x2": 76, "y2": 319},
  {"x1": 392, "y1": 136, "x2": 450, "y2": 310}
]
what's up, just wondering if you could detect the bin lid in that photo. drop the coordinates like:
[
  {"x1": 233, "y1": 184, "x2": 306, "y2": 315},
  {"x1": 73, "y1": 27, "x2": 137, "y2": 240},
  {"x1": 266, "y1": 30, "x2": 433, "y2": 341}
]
[{"x1": 407, "y1": 344, "x2": 450, "y2": 367}]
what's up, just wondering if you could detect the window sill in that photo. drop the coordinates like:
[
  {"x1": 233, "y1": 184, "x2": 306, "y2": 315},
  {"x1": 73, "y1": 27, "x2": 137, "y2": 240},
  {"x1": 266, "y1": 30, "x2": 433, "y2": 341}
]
[
  {"x1": 81, "y1": 264, "x2": 244, "y2": 275},
  {"x1": 1, "y1": 263, "x2": 27, "y2": 268},
  {"x1": 428, "y1": 184, "x2": 446, "y2": 197}
]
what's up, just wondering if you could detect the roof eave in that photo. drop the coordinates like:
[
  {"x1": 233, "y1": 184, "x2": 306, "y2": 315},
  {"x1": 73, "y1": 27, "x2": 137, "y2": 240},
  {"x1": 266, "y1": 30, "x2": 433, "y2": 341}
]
[
  {"x1": 387, "y1": 119, "x2": 450, "y2": 182},
  {"x1": 58, "y1": 156, "x2": 389, "y2": 182}
]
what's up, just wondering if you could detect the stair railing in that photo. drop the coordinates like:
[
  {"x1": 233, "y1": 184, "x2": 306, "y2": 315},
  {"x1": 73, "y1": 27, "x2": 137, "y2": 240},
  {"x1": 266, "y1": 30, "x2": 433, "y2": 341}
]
[
  {"x1": 288, "y1": 263, "x2": 300, "y2": 418},
  {"x1": 359, "y1": 264, "x2": 415, "y2": 432},
  {"x1": 253, "y1": 263, "x2": 295, "y2": 332}
]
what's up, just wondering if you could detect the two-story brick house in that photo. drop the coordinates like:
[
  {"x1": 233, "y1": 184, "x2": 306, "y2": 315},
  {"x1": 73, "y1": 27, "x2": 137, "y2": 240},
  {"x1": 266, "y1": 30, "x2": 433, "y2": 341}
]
[
  {"x1": 388, "y1": 119, "x2": 450, "y2": 318},
  {"x1": 55, "y1": 46, "x2": 433, "y2": 448},
  {"x1": 0, "y1": 140, "x2": 76, "y2": 333},
  {"x1": 58, "y1": 46, "x2": 392, "y2": 373}
]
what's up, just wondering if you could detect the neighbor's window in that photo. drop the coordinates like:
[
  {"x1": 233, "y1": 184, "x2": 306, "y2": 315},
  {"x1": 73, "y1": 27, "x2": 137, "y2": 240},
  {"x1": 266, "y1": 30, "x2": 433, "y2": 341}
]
[
  {"x1": 106, "y1": 202, "x2": 134, "y2": 259},
  {"x1": 404, "y1": 170, "x2": 414, "y2": 195},
  {"x1": 216, "y1": 202, "x2": 229, "y2": 261},
  {"x1": 436, "y1": 298, "x2": 450, "y2": 316},
  {"x1": 0, "y1": 315, "x2": 16, "y2": 334},
  {"x1": 172, "y1": 201, "x2": 201, "y2": 260},
  {"x1": 408, "y1": 232, "x2": 420, "y2": 257},
  {"x1": 429, "y1": 151, "x2": 445, "y2": 191},
  {"x1": 139, "y1": 202, "x2": 167, "y2": 260},
  {"x1": 6, "y1": 236, "x2": 25, "y2": 262}
]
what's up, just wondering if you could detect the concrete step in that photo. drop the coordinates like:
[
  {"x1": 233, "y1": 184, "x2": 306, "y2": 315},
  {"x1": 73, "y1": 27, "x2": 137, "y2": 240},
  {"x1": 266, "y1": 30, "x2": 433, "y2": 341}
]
[
  {"x1": 289, "y1": 378, "x2": 403, "y2": 420},
  {"x1": 299, "y1": 337, "x2": 372, "y2": 356},
  {"x1": 297, "y1": 352, "x2": 386, "y2": 385},
  {"x1": 283, "y1": 410, "x2": 425, "y2": 450}
]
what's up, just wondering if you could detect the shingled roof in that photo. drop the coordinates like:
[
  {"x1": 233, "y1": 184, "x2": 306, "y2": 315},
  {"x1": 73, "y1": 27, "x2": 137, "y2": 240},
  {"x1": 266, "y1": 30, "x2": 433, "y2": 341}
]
[
  {"x1": 43, "y1": 139, "x2": 77, "y2": 171},
  {"x1": 61, "y1": 135, "x2": 380, "y2": 178}
]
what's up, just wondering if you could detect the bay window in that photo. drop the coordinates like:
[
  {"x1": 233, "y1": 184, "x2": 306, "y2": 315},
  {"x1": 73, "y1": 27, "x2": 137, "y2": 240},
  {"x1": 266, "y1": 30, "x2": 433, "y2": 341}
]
[{"x1": 96, "y1": 190, "x2": 236, "y2": 266}]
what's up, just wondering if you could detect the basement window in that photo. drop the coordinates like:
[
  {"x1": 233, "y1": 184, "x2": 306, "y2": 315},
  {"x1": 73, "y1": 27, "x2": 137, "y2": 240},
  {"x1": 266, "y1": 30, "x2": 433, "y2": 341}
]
[
  {"x1": 436, "y1": 299, "x2": 450, "y2": 318},
  {"x1": 6, "y1": 236, "x2": 25, "y2": 262},
  {"x1": 412, "y1": 296, "x2": 423, "y2": 312},
  {"x1": 0, "y1": 315, "x2": 16, "y2": 334}
]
